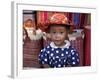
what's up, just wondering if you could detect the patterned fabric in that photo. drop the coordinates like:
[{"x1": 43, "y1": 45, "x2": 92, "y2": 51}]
[
  {"x1": 49, "y1": 13, "x2": 69, "y2": 25},
  {"x1": 37, "y1": 11, "x2": 91, "y2": 29},
  {"x1": 73, "y1": 13, "x2": 80, "y2": 28},
  {"x1": 70, "y1": 37, "x2": 84, "y2": 66},
  {"x1": 39, "y1": 41, "x2": 79, "y2": 68},
  {"x1": 23, "y1": 40, "x2": 43, "y2": 67}
]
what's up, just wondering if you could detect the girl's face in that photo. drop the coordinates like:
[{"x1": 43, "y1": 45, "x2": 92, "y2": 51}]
[{"x1": 50, "y1": 25, "x2": 68, "y2": 47}]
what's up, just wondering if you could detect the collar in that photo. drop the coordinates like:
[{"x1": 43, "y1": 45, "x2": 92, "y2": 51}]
[{"x1": 50, "y1": 40, "x2": 70, "y2": 48}]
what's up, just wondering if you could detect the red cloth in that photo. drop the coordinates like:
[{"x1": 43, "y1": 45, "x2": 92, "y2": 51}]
[{"x1": 84, "y1": 28, "x2": 91, "y2": 66}]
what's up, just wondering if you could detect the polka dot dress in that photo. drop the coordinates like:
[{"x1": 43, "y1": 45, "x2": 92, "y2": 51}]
[{"x1": 39, "y1": 44, "x2": 80, "y2": 68}]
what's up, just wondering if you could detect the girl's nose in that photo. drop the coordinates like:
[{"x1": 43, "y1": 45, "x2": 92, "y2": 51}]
[{"x1": 55, "y1": 33, "x2": 61, "y2": 39}]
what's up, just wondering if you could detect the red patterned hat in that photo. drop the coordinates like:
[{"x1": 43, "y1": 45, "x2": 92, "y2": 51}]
[{"x1": 48, "y1": 13, "x2": 71, "y2": 26}]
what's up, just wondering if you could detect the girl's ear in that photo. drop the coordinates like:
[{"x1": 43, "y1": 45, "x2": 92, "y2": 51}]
[
  {"x1": 65, "y1": 31, "x2": 69, "y2": 40},
  {"x1": 69, "y1": 26, "x2": 73, "y2": 34}
]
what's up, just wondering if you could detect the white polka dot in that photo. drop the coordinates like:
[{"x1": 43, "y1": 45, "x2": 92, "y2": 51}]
[
  {"x1": 42, "y1": 61, "x2": 44, "y2": 64},
  {"x1": 55, "y1": 61, "x2": 57, "y2": 63},
  {"x1": 72, "y1": 62, "x2": 76, "y2": 64},
  {"x1": 71, "y1": 50, "x2": 74, "y2": 52},
  {"x1": 58, "y1": 64, "x2": 61, "y2": 67},
  {"x1": 47, "y1": 51, "x2": 50, "y2": 53},
  {"x1": 44, "y1": 58, "x2": 47, "y2": 62},
  {"x1": 72, "y1": 57, "x2": 75, "y2": 60},
  {"x1": 47, "y1": 46, "x2": 49, "y2": 48},
  {"x1": 49, "y1": 61, "x2": 51, "y2": 64},
  {"x1": 77, "y1": 59, "x2": 79, "y2": 62},
  {"x1": 64, "y1": 59, "x2": 66, "y2": 62},
  {"x1": 61, "y1": 48, "x2": 64, "y2": 51},
  {"x1": 56, "y1": 50, "x2": 59, "y2": 53},
  {"x1": 53, "y1": 57, "x2": 55, "y2": 60},
  {"x1": 51, "y1": 48, "x2": 54, "y2": 51},
  {"x1": 66, "y1": 51, "x2": 68, "y2": 54},
  {"x1": 72, "y1": 52, "x2": 75, "y2": 55},
  {"x1": 56, "y1": 56, "x2": 59, "y2": 58},
  {"x1": 45, "y1": 54, "x2": 47, "y2": 56},
  {"x1": 41, "y1": 55, "x2": 43, "y2": 57},
  {"x1": 61, "y1": 53, "x2": 64, "y2": 56},
  {"x1": 76, "y1": 53, "x2": 79, "y2": 56},
  {"x1": 50, "y1": 53, "x2": 54, "y2": 56},
  {"x1": 59, "y1": 59, "x2": 61, "y2": 61},
  {"x1": 41, "y1": 50, "x2": 43, "y2": 52}
]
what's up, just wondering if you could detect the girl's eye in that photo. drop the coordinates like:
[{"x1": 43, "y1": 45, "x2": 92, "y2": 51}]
[
  {"x1": 52, "y1": 32, "x2": 56, "y2": 34},
  {"x1": 60, "y1": 32, "x2": 64, "y2": 34}
]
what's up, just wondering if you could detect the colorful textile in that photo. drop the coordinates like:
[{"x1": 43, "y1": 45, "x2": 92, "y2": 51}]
[
  {"x1": 37, "y1": 12, "x2": 91, "y2": 29},
  {"x1": 73, "y1": 13, "x2": 80, "y2": 28}
]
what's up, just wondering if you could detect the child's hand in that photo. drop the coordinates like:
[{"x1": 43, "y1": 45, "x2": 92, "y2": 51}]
[{"x1": 33, "y1": 28, "x2": 36, "y2": 35}]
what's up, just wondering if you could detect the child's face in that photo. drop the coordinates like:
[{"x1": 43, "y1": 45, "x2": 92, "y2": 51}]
[
  {"x1": 50, "y1": 25, "x2": 68, "y2": 47},
  {"x1": 25, "y1": 20, "x2": 33, "y2": 27}
]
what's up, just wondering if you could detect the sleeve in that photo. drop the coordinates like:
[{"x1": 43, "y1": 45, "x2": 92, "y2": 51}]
[
  {"x1": 38, "y1": 48, "x2": 49, "y2": 65},
  {"x1": 67, "y1": 48, "x2": 80, "y2": 66}
]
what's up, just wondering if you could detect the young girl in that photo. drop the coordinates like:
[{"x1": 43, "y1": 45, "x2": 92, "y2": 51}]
[{"x1": 39, "y1": 13, "x2": 80, "y2": 68}]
